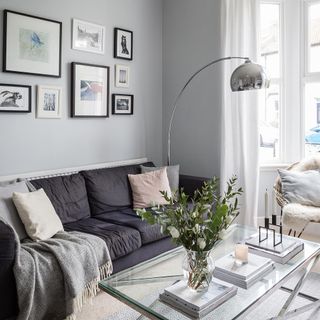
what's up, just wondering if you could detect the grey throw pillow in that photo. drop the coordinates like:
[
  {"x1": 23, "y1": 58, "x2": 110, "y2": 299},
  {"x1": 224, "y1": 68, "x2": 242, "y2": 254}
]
[
  {"x1": 140, "y1": 164, "x2": 180, "y2": 193},
  {"x1": 278, "y1": 169, "x2": 320, "y2": 207},
  {"x1": 0, "y1": 181, "x2": 29, "y2": 240}
]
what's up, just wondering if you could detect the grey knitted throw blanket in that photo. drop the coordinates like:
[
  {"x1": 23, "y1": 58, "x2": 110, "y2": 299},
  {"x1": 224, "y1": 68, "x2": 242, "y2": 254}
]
[{"x1": 13, "y1": 230, "x2": 113, "y2": 320}]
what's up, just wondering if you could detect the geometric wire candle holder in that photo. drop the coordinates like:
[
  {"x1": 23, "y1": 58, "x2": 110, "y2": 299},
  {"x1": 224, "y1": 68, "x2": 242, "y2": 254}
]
[{"x1": 259, "y1": 214, "x2": 283, "y2": 249}]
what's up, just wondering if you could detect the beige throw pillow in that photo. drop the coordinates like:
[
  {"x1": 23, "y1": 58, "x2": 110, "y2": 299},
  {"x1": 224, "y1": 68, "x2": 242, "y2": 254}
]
[
  {"x1": 12, "y1": 188, "x2": 64, "y2": 241},
  {"x1": 128, "y1": 167, "x2": 172, "y2": 209}
]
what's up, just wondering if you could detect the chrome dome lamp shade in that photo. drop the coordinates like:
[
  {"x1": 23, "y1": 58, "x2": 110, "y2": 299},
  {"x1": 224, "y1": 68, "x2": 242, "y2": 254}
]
[
  {"x1": 230, "y1": 60, "x2": 269, "y2": 91},
  {"x1": 167, "y1": 56, "x2": 269, "y2": 165}
]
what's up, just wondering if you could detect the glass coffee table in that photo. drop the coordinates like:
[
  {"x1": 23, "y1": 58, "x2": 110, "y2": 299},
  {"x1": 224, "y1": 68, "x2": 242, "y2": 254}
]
[{"x1": 99, "y1": 224, "x2": 320, "y2": 319}]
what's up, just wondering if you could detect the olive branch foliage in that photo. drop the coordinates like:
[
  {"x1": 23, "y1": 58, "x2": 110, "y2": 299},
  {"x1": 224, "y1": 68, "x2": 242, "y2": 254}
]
[{"x1": 136, "y1": 176, "x2": 243, "y2": 251}]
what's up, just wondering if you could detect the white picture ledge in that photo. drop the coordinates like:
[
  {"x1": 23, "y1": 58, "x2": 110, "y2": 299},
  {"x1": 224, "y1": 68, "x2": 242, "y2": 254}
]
[{"x1": 0, "y1": 157, "x2": 148, "y2": 182}]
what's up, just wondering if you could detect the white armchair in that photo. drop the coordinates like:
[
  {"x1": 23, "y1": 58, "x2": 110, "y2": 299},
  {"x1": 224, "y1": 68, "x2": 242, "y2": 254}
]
[{"x1": 274, "y1": 156, "x2": 320, "y2": 237}]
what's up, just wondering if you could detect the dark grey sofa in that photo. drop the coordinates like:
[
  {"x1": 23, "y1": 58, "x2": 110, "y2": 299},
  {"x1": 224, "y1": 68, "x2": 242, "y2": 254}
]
[{"x1": 0, "y1": 161, "x2": 207, "y2": 320}]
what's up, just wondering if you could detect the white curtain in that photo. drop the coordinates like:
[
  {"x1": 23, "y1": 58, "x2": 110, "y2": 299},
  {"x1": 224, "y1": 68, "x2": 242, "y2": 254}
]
[{"x1": 220, "y1": 0, "x2": 260, "y2": 226}]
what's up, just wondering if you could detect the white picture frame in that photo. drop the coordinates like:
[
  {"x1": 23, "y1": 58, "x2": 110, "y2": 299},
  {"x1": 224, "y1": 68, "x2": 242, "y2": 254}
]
[
  {"x1": 37, "y1": 85, "x2": 62, "y2": 119},
  {"x1": 115, "y1": 64, "x2": 130, "y2": 88},
  {"x1": 72, "y1": 19, "x2": 105, "y2": 55}
]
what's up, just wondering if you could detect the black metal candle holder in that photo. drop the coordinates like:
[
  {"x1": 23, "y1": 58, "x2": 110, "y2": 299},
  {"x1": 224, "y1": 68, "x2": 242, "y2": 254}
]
[{"x1": 259, "y1": 214, "x2": 283, "y2": 247}]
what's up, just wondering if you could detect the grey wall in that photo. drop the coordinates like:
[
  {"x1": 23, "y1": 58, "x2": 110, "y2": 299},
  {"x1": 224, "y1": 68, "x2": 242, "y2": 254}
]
[
  {"x1": 163, "y1": 0, "x2": 222, "y2": 178},
  {"x1": 0, "y1": 0, "x2": 163, "y2": 176}
]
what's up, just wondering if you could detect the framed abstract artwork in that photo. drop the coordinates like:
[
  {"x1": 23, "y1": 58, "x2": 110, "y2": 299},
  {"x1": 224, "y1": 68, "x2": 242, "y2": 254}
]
[
  {"x1": 71, "y1": 62, "x2": 109, "y2": 118},
  {"x1": 112, "y1": 94, "x2": 134, "y2": 115},
  {"x1": 3, "y1": 10, "x2": 62, "y2": 77},
  {"x1": 0, "y1": 83, "x2": 31, "y2": 113},
  {"x1": 115, "y1": 64, "x2": 130, "y2": 88},
  {"x1": 37, "y1": 85, "x2": 62, "y2": 119},
  {"x1": 72, "y1": 19, "x2": 105, "y2": 54},
  {"x1": 114, "y1": 28, "x2": 133, "y2": 60}
]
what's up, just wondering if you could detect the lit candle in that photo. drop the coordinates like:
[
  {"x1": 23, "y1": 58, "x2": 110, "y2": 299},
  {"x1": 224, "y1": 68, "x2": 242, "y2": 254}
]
[
  {"x1": 235, "y1": 244, "x2": 248, "y2": 263},
  {"x1": 265, "y1": 189, "x2": 269, "y2": 219}
]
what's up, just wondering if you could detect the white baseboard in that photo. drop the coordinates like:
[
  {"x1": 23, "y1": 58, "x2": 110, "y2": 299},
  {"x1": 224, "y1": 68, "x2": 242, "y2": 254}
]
[{"x1": 0, "y1": 157, "x2": 148, "y2": 182}]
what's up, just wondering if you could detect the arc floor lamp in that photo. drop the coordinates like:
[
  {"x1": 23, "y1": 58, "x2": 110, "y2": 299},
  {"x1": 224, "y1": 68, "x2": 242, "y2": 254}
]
[{"x1": 167, "y1": 56, "x2": 269, "y2": 165}]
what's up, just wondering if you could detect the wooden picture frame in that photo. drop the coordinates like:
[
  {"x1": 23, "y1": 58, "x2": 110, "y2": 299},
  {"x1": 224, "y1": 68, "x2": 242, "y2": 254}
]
[
  {"x1": 3, "y1": 10, "x2": 62, "y2": 77},
  {"x1": 71, "y1": 62, "x2": 109, "y2": 118}
]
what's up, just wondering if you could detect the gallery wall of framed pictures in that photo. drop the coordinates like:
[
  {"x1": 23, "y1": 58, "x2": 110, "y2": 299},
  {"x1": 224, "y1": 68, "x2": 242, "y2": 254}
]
[{"x1": 1, "y1": 8, "x2": 135, "y2": 118}]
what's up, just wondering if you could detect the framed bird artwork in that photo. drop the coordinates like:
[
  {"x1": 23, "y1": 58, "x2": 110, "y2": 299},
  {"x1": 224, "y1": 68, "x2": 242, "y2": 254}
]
[{"x1": 3, "y1": 10, "x2": 62, "y2": 77}]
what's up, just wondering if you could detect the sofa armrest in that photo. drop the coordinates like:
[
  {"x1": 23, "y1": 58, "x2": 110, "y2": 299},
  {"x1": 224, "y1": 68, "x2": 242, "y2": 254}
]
[
  {"x1": 179, "y1": 175, "x2": 210, "y2": 197},
  {"x1": 0, "y1": 221, "x2": 18, "y2": 319}
]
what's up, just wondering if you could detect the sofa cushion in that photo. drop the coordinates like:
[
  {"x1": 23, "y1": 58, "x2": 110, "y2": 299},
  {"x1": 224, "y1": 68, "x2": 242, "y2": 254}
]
[
  {"x1": 0, "y1": 181, "x2": 29, "y2": 240},
  {"x1": 81, "y1": 162, "x2": 154, "y2": 216},
  {"x1": 30, "y1": 174, "x2": 90, "y2": 224},
  {"x1": 140, "y1": 164, "x2": 180, "y2": 193},
  {"x1": 95, "y1": 209, "x2": 168, "y2": 245},
  {"x1": 128, "y1": 168, "x2": 172, "y2": 209},
  {"x1": 63, "y1": 217, "x2": 142, "y2": 260},
  {"x1": 12, "y1": 189, "x2": 64, "y2": 241}
]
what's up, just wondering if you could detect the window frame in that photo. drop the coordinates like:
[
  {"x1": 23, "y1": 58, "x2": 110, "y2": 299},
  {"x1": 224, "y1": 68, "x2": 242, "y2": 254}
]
[
  {"x1": 259, "y1": 0, "x2": 284, "y2": 166},
  {"x1": 301, "y1": 0, "x2": 320, "y2": 159}
]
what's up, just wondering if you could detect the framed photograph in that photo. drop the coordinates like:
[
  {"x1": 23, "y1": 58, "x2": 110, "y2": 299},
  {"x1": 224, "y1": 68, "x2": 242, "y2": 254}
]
[
  {"x1": 3, "y1": 10, "x2": 62, "y2": 77},
  {"x1": 112, "y1": 94, "x2": 134, "y2": 115},
  {"x1": 37, "y1": 85, "x2": 62, "y2": 119},
  {"x1": 114, "y1": 28, "x2": 133, "y2": 60},
  {"x1": 115, "y1": 64, "x2": 130, "y2": 88},
  {"x1": 71, "y1": 62, "x2": 109, "y2": 118},
  {"x1": 72, "y1": 19, "x2": 105, "y2": 54},
  {"x1": 0, "y1": 84, "x2": 31, "y2": 113}
]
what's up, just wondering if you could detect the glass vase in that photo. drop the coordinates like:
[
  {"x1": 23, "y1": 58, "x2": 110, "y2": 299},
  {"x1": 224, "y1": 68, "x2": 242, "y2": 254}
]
[{"x1": 182, "y1": 249, "x2": 214, "y2": 293}]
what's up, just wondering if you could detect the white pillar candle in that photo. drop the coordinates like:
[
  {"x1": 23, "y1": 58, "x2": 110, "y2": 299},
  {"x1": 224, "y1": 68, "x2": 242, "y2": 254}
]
[
  {"x1": 235, "y1": 244, "x2": 248, "y2": 263},
  {"x1": 272, "y1": 188, "x2": 277, "y2": 215},
  {"x1": 265, "y1": 189, "x2": 269, "y2": 219}
]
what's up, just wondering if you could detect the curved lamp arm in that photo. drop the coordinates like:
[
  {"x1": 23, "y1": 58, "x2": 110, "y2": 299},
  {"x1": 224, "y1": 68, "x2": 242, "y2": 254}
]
[{"x1": 167, "y1": 57, "x2": 269, "y2": 165}]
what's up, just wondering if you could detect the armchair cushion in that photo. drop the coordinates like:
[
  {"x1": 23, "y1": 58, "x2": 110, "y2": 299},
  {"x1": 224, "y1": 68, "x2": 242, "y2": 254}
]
[{"x1": 278, "y1": 169, "x2": 320, "y2": 207}]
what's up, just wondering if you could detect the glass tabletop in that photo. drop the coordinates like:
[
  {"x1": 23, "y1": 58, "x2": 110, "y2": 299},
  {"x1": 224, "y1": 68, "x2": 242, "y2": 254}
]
[{"x1": 99, "y1": 224, "x2": 320, "y2": 320}]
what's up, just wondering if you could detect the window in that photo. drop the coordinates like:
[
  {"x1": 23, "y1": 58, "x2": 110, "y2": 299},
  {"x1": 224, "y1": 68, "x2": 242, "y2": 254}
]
[
  {"x1": 259, "y1": 0, "x2": 320, "y2": 164},
  {"x1": 304, "y1": 1, "x2": 320, "y2": 157},
  {"x1": 259, "y1": 2, "x2": 281, "y2": 162}
]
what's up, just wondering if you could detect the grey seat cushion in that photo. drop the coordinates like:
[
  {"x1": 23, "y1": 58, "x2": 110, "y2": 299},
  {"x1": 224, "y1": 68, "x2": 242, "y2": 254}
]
[
  {"x1": 64, "y1": 217, "x2": 142, "y2": 260},
  {"x1": 0, "y1": 181, "x2": 29, "y2": 240},
  {"x1": 278, "y1": 169, "x2": 320, "y2": 206},
  {"x1": 140, "y1": 164, "x2": 180, "y2": 193},
  {"x1": 95, "y1": 209, "x2": 167, "y2": 245},
  {"x1": 81, "y1": 162, "x2": 154, "y2": 216},
  {"x1": 30, "y1": 174, "x2": 91, "y2": 224}
]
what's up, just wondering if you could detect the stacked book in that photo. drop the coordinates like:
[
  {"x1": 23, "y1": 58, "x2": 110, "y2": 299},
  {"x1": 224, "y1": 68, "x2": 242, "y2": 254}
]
[
  {"x1": 159, "y1": 279, "x2": 237, "y2": 319},
  {"x1": 213, "y1": 253, "x2": 274, "y2": 289},
  {"x1": 245, "y1": 234, "x2": 304, "y2": 264}
]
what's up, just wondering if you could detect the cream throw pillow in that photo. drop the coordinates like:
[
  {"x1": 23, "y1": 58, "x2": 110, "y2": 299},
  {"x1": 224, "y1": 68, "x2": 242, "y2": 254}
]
[
  {"x1": 12, "y1": 188, "x2": 64, "y2": 241},
  {"x1": 128, "y1": 167, "x2": 172, "y2": 209}
]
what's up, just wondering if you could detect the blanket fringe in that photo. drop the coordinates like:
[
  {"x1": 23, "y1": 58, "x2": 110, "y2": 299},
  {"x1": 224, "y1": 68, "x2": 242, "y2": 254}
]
[{"x1": 66, "y1": 261, "x2": 113, "y2": 320}]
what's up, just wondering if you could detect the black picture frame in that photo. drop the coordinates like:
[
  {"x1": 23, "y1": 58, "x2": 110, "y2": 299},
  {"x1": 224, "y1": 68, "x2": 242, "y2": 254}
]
[
  {"x1": 114, "y1": 28, "x2": 133, "y2": 61},
  {"x1": 0, "y1": 83, "x2": 31, "y2": 113},
  {"x1": 112, "y1": 94, "x2": 134, "y2": 115},
  {"x1": 71, "y1": 62, "x2": 110, "y2": 118},
  {"x1": 3, "y1": 9, "x2": 62, "y2": 77}
]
